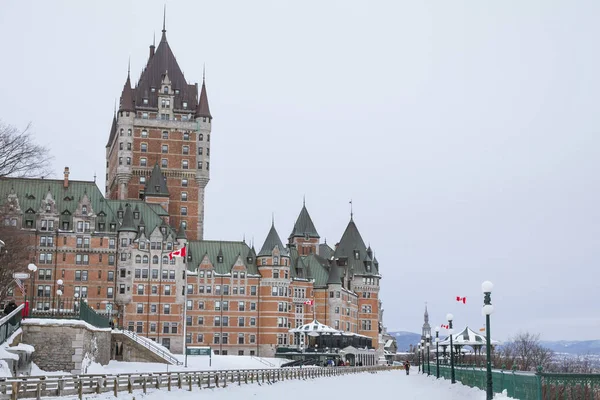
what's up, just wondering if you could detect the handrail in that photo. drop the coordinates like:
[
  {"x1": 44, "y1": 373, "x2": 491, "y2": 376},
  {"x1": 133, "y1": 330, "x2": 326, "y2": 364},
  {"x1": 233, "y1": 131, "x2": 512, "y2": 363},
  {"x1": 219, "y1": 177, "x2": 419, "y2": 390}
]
[
  {"x1": 115, "y1": 329, "x2": 183, "y2": 365},
  {"x1": 251, "y1": 355, "x2": 275, "y2": 367},
  {"x1": 0, "y1": 303, "x2": 24, "y2": 345}
]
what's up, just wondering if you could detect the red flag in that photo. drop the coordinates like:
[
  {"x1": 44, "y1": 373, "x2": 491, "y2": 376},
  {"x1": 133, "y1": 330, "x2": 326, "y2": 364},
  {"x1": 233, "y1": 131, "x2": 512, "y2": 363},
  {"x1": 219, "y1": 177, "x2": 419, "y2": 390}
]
[
  {"x1": 456, "y1": 296, "x2": 466, "y2": 304},
  {"x1": 168, "y1": 246, "x2": 187, "y2": 260},
  {"x1": 304, "y1": 300, "x2": 314, "y2": 305},
  {"x1": 440, "y1": 324, "x2": 449, "y2": 329}
]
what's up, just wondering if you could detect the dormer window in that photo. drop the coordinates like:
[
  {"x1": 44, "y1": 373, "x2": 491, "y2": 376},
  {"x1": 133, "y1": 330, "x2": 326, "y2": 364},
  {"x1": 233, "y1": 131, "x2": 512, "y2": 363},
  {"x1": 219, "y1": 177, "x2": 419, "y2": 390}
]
[
  {"x1": 175, "y1": 89, "x2": 180, "y2": 95},
  {"x1": 182, "y1": 221, "x2": 187, "y2": 229},
  {"x1": 354, "y1": 250, "x2": 360, "y2": 260},
  {"x1": 82, "y1": 206, "x2": 87, "y2": 215},
  {"x1": 45, "y1": 204, "x2": 51, "y2": 213},
  {"x1": 217, "y1": 255, "x2": 223, "y2": 263},
  {"x1": 139, "y1": 225, "x2": 144, "y2": 232},
  {"x1": 133, "y1": 211, "x2": 139, "y2": 219},
  {"x1": 110, "y1": 223, "x2": 116, "y2": 231},
  {"x1": 183, "y1": 101, "x2": 187, "y2": 109},
  {"x1": 143, "y1": 98, "x2": 148, "y2": 105},
  {"x1": 155, "y1": 185, "x2": 160, "y2": 192},
  {"x1": 117, "y1": 210, "x2": 123, "y2": 219},
  {"x1": 163, "y1": 86, "x2": 168, "y2": 94},
  {"x1": 151, "y1": 87, "x2": 156, "y2": 92},
  {"x1": 247, "y1": 257, "x2": 253, "y2": 264},
  {"x1": 160, "y1": 227, "x2": 166, "y2": 235}
]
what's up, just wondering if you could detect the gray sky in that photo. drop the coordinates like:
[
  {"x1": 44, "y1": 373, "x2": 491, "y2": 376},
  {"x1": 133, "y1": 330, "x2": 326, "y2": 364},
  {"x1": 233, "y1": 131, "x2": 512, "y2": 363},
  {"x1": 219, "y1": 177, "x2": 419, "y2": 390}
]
[{"x1": 1, "y1": 0, "x2": 599, "y2": 341}]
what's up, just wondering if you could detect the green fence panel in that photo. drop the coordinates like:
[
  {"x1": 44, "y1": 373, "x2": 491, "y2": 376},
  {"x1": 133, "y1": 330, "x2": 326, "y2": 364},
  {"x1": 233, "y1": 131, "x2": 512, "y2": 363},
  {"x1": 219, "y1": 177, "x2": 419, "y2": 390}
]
[
  {"x1": 438, "y1": 365, "x2": 540, "y2": 400},
  {"x1": 540, "y1": 373, "x2": 600, "y2": 400},
  {"x1": 78, "y1": 300, "x2": 110, "y2": 328}
]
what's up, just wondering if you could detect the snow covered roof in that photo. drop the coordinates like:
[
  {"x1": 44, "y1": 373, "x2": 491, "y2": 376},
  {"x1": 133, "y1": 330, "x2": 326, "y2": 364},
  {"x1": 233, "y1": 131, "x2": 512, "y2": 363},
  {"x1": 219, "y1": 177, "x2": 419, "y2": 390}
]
[
  {"x1": 384, "y1": 339, "x2": 394, "y2": 348},
  {"x1": 438, "y1": 326, "x2": 500, "y2": 347},
  {"x1": 5, "y1": 343, "x2": 35, "y2": 353},
  {"x1": 289, "y1": 320, "x2": 341, "y2": 335}
]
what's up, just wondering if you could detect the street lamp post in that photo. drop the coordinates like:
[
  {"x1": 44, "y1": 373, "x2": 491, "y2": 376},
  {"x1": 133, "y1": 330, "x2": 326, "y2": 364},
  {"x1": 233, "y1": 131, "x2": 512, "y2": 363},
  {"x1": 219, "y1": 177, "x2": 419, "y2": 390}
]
[
  {"x1": 417, "y1": 344, "x2": 421, "y2": 373},
  {"x1": 435, "y1": 326, "x2": 440, "y2": 378},
  {"x1": 447, "y1": 313, "x2": 455, "y2": 384},
  {"x1": 27, "y1": 263, "x2": 38, "y2": 312},
  {"x1": 482, "y1": 281, "x2": 494, "y2": 400},
  {"x1": 420, "y1": 339, "x2": 425, "y2": 374},
  {"x1": 426, "y1": 337, "x2": 431, "y2": 376}
]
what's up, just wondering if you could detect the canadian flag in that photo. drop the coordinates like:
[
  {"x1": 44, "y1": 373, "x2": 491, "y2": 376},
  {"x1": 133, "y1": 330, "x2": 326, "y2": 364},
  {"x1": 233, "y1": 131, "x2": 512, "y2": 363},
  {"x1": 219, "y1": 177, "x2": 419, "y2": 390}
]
[
  {"x1": 456, "y1": 296, "x2": 466, "y2": 304},
  {"x1": 168, "y1": 246, "x2": 187, "y2": 260},
  {"x1": 440, "y1": 324, "x2": 449, "y2": 329},
  {"x1": 304, "y1": 300, "x2": 314, "y2": 306}
]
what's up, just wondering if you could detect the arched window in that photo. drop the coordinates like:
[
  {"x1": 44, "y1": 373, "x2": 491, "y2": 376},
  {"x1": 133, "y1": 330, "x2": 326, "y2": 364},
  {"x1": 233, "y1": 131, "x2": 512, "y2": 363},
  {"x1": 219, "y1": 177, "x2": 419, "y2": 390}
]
[
  {"x1": 135, "y1": 255, "x2": 141, "y2": 263},
  {"x1": 120, "y1": 129, "x2": 124, "y2": 136},
  {"x1": 82, "y1": 205, "x2": 87, "y2": 215},
  {"x1": 152, "y1": 255, "x2": 159, "y2": 264},
  {"x1": 199, "y1": 133, "x2": 204, "y2": 141},
  {"x1": 143, "y1": 255, "x2": 149, "y2": 264},
  {"x1": 162, "y1": 256, "x2": 169, "y2": 264},
  {"x1": 170, "y1": 258, "x2": 175, "y2": 265}
]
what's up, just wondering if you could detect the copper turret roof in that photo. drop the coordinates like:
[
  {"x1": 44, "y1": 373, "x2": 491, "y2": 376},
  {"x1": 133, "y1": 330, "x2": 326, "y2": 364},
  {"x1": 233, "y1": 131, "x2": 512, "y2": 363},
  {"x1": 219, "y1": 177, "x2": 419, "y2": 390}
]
[{"x1": 195, "y1": 79, "x2": 212, "y2": 119}]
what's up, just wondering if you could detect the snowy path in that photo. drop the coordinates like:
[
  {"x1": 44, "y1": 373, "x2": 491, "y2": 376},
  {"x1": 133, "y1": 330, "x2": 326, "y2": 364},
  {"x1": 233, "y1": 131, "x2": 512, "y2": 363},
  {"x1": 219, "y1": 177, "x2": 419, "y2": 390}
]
[{"x1": 59, "y1": 370, "x2": 514, "y2": 400}]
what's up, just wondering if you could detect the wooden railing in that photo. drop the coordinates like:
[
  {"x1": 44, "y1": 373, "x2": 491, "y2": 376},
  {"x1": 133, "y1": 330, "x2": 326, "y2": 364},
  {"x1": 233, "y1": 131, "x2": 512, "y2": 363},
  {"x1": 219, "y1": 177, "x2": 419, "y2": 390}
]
[{"x1": 0, "y1": 365, "x2": 400, "y2": 399}]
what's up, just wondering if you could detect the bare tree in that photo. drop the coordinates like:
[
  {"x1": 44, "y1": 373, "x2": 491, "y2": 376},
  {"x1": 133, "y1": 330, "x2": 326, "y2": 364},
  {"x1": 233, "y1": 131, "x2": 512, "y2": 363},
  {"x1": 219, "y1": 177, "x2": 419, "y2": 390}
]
[
  {"x1": 0, "y1": 223, "x2": 33, "y2": 303},
  {"x1": 0, "y1": 121, "x2": 52, "y2": 178},
  {"x1": 548, "y1": 353, "x2": 596, "y2": 373},
  {"x1": 496, "y1": 332, "x2": 554, "y2": 371}
]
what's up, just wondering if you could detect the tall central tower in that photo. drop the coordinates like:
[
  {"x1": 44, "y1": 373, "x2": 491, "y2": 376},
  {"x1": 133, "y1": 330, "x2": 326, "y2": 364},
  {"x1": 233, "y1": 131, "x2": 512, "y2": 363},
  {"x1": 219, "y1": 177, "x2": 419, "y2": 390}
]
[{"x1": 105, "y1": 17, "x2": 212, "y2": 240}]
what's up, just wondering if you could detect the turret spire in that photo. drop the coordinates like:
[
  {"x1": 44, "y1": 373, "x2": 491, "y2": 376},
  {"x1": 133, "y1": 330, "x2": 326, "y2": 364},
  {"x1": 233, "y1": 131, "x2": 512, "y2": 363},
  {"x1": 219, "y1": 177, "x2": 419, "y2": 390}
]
[{"x1": 162, "y1": 4, "x2": 166, "y2": 33}]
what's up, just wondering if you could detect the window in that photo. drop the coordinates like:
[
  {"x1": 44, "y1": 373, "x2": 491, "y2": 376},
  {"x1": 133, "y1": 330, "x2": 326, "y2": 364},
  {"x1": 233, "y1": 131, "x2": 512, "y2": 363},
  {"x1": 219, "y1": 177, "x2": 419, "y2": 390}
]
[
  {"x1": 197, "y1": 161, "x2": 202, "y2": 170},
  {"x1": 238, "y1": 317, "x2": 245, "y2": 327},
  {"x1": 197, "y1": 334, "x2": 204, "y2": 343},
  {"x1": 238, "y1": 333, "x2": 245, "y2": 344},
  {"x1": 182, "y1": 145, "x2": 189, "y2": 155},
  {"x1": 108, "y1": 271, "x2": 114, "y2": 282},
  {"x1": 162, "y1": 131, "x2": 169, "y2": 139},
  {"x1": 163, "y1": 86, "x2": 168, "y2": 94},
  {"x1": 181, "y1": 179, "x2": 188, "y2": 187},
  {"x1": 181, "y1": 207, "x2": 187, "y2": 216},
  {"x1": 198, "y1": 301, "x2": 205, "y2": 310},
  {"x1": 198, "y1": 147, "x2": 203, "y2": 155},
  {"x1": 141, "y1": 130, "x2": 148, "y2": 138},
  {"x1": 207, "y1": 162, "x2": 210, "y2": 170},
  {"x1": 250, "y1": 335, "x2": 256, "y2": 344},
  {"x1": 143, "y1": 98, "x2": 148, "y2": 105},
  {"x1": 141, "y1": 143, "x2": 147, "y2": 152},
  {"x1": 163, "y1": 304, "x2": 170, "y2": 314},
  {"x1": 161, "y1": 144, "x2": 168, "y2": 154},
  {"x1": 182, "y1": 160, "x2": 189, "y2": 169},
  {"x1": 107, "y1": 287, "x2": 113, "y2": 298},
  {"x1": 214, "y1": 316, "x2": 221, "y2": 327},
  {"x1": 183, "y1": 132, "x2": 190, "y2": 140},
  {"x1": 119, "y1": 157, "x2": 122, "y2": 165},
  {"x1": 207, "y1": 148, "x2": 210, "y2": 156},
  {"x1": 164, "y1": 285, "x2": 171, "y2": 296},
  {"x1": 273, "y1": 269, "x2": 279, "y2": 279},
  {"x1": 250, "y1": 286, "x2": 257, "y2": 296},
  {"x1": 140, "y1": 158, "x2": 147, "y2": 167},
  {"x1": 161, "y1": 159, "x2": 168, "y2": 168},
  {"x1": 126, "y1": 157, "x2": 131, "y2": 165},
  {"x1": 181, "y1": 192, "x2": 188, "y2": 201},
  {"x1": 142, "y1": 112, "x2": 148, "y2": 119},
  {"x1": 137, "y1": 285, "x2": 144, "y2": 295},
  {"x1": 187, "y1": 284, "x2": 193, "y2": 295},
  {"x1": 199, "y1": 133, "x2": 203, "y2": 141},
  {"x1": 137, "y1": 304, "x2": 143, "y2": 314},
  {"x1": 127, "y1": 142, "x2": 132, "y2": 150}
]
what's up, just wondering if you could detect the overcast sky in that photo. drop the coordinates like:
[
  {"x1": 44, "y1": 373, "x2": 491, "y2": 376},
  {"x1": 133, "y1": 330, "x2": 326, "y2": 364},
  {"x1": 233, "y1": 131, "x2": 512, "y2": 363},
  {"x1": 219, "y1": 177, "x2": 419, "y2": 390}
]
[{"x1": 1, "y1": 0, "x2": 599, "y2": 341}]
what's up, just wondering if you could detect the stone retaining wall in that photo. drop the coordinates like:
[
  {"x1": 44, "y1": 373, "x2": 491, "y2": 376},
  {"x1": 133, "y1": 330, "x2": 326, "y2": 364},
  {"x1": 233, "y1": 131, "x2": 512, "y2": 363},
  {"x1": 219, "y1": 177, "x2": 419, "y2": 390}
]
[{"x1": 22, "y1": 320, "x2": 111, "y2": 374}]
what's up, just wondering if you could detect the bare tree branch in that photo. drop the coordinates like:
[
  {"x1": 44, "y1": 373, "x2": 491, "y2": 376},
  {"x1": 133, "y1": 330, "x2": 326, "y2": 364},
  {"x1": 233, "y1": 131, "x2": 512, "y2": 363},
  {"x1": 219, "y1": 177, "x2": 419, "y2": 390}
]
[
  {"x1": 0, "y1": 121, "x2": 53, "y2": 178},
  {"x1": 0, "y1": 222, "x2": 33, "y2": 303}
]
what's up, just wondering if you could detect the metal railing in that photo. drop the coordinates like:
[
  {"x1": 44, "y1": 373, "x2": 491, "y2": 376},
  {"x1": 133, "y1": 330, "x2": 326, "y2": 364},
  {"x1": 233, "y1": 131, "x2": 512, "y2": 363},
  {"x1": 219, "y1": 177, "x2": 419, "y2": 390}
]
[
  {"x1": 436, "y1": 365, "x2": 600, "y2": 400},
  {"x1": 0, "y1": 364, "x2": 397, "y2": 399},
  {"x1": 250, "y1": 355, "x2": 275, "y2": 367},
  {"x1": 28, "y1": 298, "x2": 110, "y2": 329},
  {"x1": 79, "y1": 300, "x2": 110, "y2": 328},
  {"x1": 115, "y1": 329, "x2": 183, "y2": 365},
  {"x1": 0, "y1": 304, "x2": 24, "y2": 345}
]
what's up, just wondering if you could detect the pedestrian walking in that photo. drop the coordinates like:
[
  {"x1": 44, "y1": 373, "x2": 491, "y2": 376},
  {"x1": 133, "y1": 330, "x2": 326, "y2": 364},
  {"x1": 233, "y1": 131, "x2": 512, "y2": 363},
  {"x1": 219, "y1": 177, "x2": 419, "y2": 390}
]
[{"x1": 404, "y1": 360, "x2": 410, "y2": 375}]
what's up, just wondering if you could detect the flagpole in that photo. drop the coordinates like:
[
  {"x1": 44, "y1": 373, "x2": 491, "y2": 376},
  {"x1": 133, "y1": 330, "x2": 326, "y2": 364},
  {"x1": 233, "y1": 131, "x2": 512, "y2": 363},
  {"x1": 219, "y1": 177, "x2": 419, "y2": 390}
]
[{"x1": 182, "y1": 243, "x2": 188, "y2": 368}]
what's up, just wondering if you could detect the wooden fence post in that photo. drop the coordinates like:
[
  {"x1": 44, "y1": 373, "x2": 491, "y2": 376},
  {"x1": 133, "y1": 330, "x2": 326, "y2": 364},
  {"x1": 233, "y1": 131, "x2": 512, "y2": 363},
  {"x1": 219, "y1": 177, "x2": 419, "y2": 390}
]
[
  {"x1": 143, "y1": 377, "x2": 147, "y2": 394},
  {"x1": 223, "y1": 371, "x2": 227, "y2": 388},
  {"x1": 127, "y1": 378, "x2": 132, "y2": 394},
  {"x1": 177, "y1": 373, "x2": 182, "y2": 389},
  {"x1": 113, "y1": 378, "x2": 118, "y2": 397},
  {"x1": 95, "y1": 378, "x2": 101, "y2": 394},
  {"x1": 188, "y1": 375, "x2": 193, "y2": 391},
  {"x1": 78, "y1": 379, "x2": 83, "y2": 400}
]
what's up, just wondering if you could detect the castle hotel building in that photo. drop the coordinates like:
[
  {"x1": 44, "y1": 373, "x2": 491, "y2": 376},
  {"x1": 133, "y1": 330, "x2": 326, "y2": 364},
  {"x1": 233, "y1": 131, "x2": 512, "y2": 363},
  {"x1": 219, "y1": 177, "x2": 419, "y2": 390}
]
[{"x1": 0, "y1": 21, "x2": 386, "y2": 358}]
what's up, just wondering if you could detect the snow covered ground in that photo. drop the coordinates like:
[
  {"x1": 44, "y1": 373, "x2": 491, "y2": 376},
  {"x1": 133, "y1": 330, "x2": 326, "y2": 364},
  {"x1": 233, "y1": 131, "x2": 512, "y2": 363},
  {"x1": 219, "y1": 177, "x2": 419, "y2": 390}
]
[
  {"x1": 57, "y1": 370, "x2": 515, "y2": 400},
  {"x1": 86, "y1": 354, "x2": 289, "y2": 374}
]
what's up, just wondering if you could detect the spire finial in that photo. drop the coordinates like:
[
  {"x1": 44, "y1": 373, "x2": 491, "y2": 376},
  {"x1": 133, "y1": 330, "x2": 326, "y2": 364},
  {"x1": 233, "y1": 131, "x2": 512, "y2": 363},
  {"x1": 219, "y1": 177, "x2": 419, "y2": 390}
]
[
  {"x1": 127, "y1": 57, "x2": 131, "y2": 78},
  {"x1": 243, "y1": 233, "x2": 246, "y2": 243},
  {"x1": 113, "y1": 99, "x2": 116, "y2": 116},
  {"x1": 153, "y1": 32, "x2": 156, "y2": 47},
  {"x1": 349, "y1": 199, "x2": 353, "y2": 220},
  {"x1": 271, "y1": 212, "x2": 274, "y2": 227},
  {"x1": 303, "y1": 195, "x2": 305, "y2": 207},
  {"x1": 203, "y1": 63, "x2": 206, "y2": 82},
  {"x1": 162, "y1": 4, "x2": 166, "y2": 33},
  {"x1": 93, "y1": 172, "x2": 97, "y2": 183}
]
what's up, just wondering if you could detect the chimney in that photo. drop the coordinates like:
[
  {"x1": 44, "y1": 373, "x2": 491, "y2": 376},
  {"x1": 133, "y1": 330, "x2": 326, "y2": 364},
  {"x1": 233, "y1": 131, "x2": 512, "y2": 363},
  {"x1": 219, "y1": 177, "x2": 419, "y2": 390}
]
[{"x1": 63, "y1": 167, "x2": 70, "y2": 188}]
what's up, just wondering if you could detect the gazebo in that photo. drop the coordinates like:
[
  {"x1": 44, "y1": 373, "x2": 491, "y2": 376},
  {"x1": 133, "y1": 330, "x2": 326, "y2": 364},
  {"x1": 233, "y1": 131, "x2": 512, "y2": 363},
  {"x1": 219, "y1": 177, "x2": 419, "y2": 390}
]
[
  {"x1": 438, "y1": 326, "x2": 500, "y2": 365},
  {"x1": 288, "y1": 320, "x2": 373, "y2": 352}
]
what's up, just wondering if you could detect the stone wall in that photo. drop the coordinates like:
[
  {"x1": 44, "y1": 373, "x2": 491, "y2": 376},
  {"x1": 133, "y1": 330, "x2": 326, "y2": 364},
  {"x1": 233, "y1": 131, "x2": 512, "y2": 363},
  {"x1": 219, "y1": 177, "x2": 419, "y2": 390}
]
[{"x1": 22, "y1": 320, "x2": 111, "y2": 374}]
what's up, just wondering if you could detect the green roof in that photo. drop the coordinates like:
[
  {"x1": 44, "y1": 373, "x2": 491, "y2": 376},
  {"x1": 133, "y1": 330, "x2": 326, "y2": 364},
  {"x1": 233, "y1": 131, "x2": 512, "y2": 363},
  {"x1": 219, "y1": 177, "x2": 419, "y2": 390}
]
[
  {"x1": 333, "y1": 217, "x2": 378, "y2": 276},
  {"x1": 289, "y1": 204, "x2": 320, "y2": 239},
  {"x1": 187, "y1": 240, "x2": 259, "y2": 275},
  {"x1": 106, "y1": 199, "x2": 175, "y2": 237},
  {"x1": 302, "y1": 254, "x2": 330, "y2": 286},
  {"x1": 144, "y1": 164, "x2": 169, "y2": 197},
  {"x1": 118, "y1": 204, "x2": 137, "y2": 232},
  {"x1": 0, "y1": 177, "x2": 112, "y2": 230},
  {"x1": 258, "y1": 223, "x2": 288, "y2": 257}
]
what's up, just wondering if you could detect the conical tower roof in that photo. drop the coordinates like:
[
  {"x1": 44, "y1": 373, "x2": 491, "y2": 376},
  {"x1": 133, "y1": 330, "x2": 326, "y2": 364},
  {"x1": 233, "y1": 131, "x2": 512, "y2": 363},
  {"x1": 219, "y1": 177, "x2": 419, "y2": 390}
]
[
  {"x1": 195, "y1": 79, "x2": 212, "y2": 119},
  {"x1": 334, "y1": 216, "x2": 371, "y2": 275},
  {"x1": 289, "y1": 201, "x2": 319, "y2": 240},
  {"x1": 258, "y1": 222, "x2": 288, "y2": 257},
  {"x1": 176, "y1": 222, "x2": 187, "y2": 240},
  {"x1": 144, "y1": 163, "x2": 169, "y2": 197},
  {"x1": 106, "y1": 113, "x2": 117, "y2": 148},
  {"x1": 119, "y1": 70, "x2": 135, "y2": 112},
  {"x1": 118, "y1": 204, "x2": 137, "y2": 232}
]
